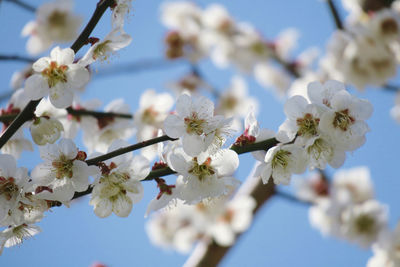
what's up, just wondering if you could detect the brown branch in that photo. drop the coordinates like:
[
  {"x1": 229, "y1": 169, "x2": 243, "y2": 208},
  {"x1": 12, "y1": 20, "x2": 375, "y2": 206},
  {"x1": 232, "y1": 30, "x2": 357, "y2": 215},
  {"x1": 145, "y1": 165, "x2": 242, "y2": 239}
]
[
  {"x1": 72, "y1": 137, "x2": 279, "y2": 199},
  {"x1": 0, "y1": 107, "x2": 133, "y2": 124},
  {"x1": 0, "y1": 0, "x2": 114, "y2": 149},
  {"x1": 0, "y1": 55, "x2": 36, "y2": 63},
  {"x1": 70, "y1": 0, "x2": 114, "y2": 53},
  {"x1": 326, "y1": 0, "x2": 344, "y2": 30},
  {"x1": 65, "y1": 107, "x2": 133, "y2": 119},
  {"x1": 184, "y1": 177, "x2": 276, "y2": 267}
]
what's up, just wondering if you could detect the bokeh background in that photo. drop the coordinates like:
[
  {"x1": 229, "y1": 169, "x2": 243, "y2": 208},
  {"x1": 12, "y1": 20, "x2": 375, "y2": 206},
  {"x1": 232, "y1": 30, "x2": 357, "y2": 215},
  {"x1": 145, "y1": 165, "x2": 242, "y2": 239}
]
[{"x1": 0, "y1": 0, "x2": 399, "y2": 266}]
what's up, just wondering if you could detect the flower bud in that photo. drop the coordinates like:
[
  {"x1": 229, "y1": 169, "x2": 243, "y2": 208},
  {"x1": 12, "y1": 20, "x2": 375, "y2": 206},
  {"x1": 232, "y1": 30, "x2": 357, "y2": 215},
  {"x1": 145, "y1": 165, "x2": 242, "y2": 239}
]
[{"x1": 30, "y1": 117, "x2": 64, "y2": 145}]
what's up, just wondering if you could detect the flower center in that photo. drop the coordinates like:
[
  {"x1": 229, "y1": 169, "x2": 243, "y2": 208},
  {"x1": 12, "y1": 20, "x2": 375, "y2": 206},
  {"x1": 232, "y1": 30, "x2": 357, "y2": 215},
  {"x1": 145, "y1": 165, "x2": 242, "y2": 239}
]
[
  {"x1": 52, "y1": 155, "x2": 74, "y2": 179},
  {"x1": 48, "y1": 11, "x2": 67, "y2": 28},
  {"x1": 355, "y1": 214, "x2": 376, "y2": 235},
  {"x1": 141, "y1": 107, "x2": 159, "y2": 125},
  {"x1": 220, "y1": 96, "x2": 238, "y2": 111},
  {"x1": 307, "y1": 138, "x2": 332, "y2": 161},
  {"x1": 184, "y1": 113, "x2": 205, "y2": 135},
  {"x1": 271, "y1": 150, "x2": 291, "y2": 169},
  {"x1": 42, "y1": 61, "x2": 68, "y2": 88},
  {"x1": 93, "y1": 40, "x2": 112, "y2": 61},
  {"x1": 296, "y1": 113, "x2": 320, "y2": 137},
  {"x1": 0, "y1": 177, "x2": 19, "y2": 201},
  {"x1": 381, "y1": 18, "x2": 398, "y2": 35},
  {"x1": 188, "y1": 157, "x2": 215, "y2": 181},
  {"x1": 333, "y1": 109, "x2": 355, "y2": 131}
]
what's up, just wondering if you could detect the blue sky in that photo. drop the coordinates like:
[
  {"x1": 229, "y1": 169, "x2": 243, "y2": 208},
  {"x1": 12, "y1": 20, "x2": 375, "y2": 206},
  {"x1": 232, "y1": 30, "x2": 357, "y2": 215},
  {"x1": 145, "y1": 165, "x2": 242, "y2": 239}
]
[{"x1": 0, "y1": 0, "x2": 399, "y2": 266}]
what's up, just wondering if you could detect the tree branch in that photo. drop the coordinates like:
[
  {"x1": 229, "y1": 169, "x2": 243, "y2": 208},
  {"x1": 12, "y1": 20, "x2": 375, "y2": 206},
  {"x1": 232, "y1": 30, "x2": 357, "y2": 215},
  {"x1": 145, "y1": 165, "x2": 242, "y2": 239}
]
[
  {"x1": 70, "y1": 0, "x2": 114, "y2": 53},
  {"x1": 326, "y1": 0, "x2": 344, "y2": 30},
  {"x1": 3, "y1": 0, "x2": 35, "y2": 12},
  {"x1": 0, "y1": 0, "x2": 114, "y2": 149},
  {"x1": 0, "y1": 54, "x2": 36, "y2": 63},
  {"x1": 72, "y1": 137, "x2": 279, "y2": 199},
  {"x1": 0, "y1": 107, "x2": 133, "y2": 124},
  {"x1": 184, "y1": 177, "x2": 276, "y2": 267}
]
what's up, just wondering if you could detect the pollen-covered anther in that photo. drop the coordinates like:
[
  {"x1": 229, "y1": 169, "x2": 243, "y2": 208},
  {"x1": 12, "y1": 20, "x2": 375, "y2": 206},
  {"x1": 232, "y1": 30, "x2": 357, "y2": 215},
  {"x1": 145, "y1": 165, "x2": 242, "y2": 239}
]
[
  {"x1": 0, "y1": 177, "x2": 19, "y2": 200},
  {"x1": 41, "y1": 61, "x2": 69, "y2": 88},
  {"x1": 296, "y1": 113, "x2": 320, "y2": 136},
  {"x1": 184, "y1": 113, "x2": 206, "y2": 135},
  {"x1": 271, "y1": 150, "x2": 291, "y2": 169},
  {"x1": 51, "y1": 155, "x2": 74, "y2": 179},
  {"x1": 188, "y1": 157, "x2": 215, "y2": 181},
  {"x1": 333, "y1": 109, "x2": 355, "y2": 131}
]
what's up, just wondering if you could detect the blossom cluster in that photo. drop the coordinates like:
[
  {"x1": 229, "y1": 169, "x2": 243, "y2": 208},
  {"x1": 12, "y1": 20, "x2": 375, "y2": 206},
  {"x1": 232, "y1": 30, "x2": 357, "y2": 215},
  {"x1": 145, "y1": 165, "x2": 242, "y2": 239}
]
[{"x1": 295, "y1": 166, "x2": 400, "y2": 266}]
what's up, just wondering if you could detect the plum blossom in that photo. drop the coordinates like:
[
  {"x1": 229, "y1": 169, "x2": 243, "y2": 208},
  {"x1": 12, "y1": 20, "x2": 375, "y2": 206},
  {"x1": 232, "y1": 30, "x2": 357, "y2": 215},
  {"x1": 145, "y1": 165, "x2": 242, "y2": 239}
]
[
  {"x1": 341, "y1": 200, "x2": 388, "y2": 247},
  {"x1": 30, "y1": 116, "x2": 64, "y2": 145},
  {"x1": 79, "y1": 27, "x2": 132, "y2": 66},
  {"x1": 0, "y1": 155, "x2": 30, "y2": 226},
  {"x1": 134, "y1": 90, "x2": 174, "y2": 160},
  {"x1": 209, "y1": 195, "x2": 256, "y2": 246},
  {"x1": 89, "y1": 140, "x2": 150, "y2": 218},
  {"x1": 21, "y1": 0, "x2": 81, "y2": 55},
  {"x1": 24, "y1": 47, "x2": 90, "y2": 108},
  {"x1": 0, "y1": 224, "x2": 41, "y2": 255},
  {"x1": 31, "y1": 139, "x2": 97, "y2": 202},
  {"x1": 255, "y1": 144, "x2": 307, "y2": 185},
  {"x1": 164, "y1": 94, "x2": 225, "y2": 157},
  {"x1": 168, "y1": 147, "x2": 240, "y2": 204},
  {"x1": 83, "y1": 99, "x2": 135, "y2": 153}
]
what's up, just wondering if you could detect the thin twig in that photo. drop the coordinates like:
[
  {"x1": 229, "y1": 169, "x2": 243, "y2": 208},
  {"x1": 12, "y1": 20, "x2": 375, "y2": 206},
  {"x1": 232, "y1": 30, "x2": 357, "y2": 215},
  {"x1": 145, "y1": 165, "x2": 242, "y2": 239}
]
[
  {"x1": 383, "y1": 84, "x2": 400, "y2": 92},
  {"x1": 71, "y1": 137, "x2": 279, "y2": 199},
  {"x1": 0, "y1": 107, "x2": 133, "y2": 124},
  {"x1": 326, "y1": 0, "x2": 344, "y2": 30},
  {"x1": 0, "y1": 0, "x2": 114, "y2": 149},
  {"x1": 0, "y1": 55, "x2": 36, "y2": 63},
  {"x1": 3, "y1": 0, "x2": 35, "y2": 12}
]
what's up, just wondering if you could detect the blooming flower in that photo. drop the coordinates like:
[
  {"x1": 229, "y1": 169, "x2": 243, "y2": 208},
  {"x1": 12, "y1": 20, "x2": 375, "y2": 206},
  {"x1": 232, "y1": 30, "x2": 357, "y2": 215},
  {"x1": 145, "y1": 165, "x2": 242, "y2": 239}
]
[
  {"x1": 30, "y1": 116, "x2": 64, "y2": 145},
  {"x1": 164, "y1": 94, "x2": 222, "y2": 157},
  {"x1": 24, "y1": 46, "x2": 90, "y2": 108},
  {"x1": 21, "y1": 0, "x2": 81, "y2": 55},
  {"x1": 89, "y1": 140, "x2": 150, "y2": 218},
  {"x1": 168, "y1": 147, "x2": 240, "y2": 204},
  {"x1": 31, "y1": 139, "x2": 97, "y2": 202}
]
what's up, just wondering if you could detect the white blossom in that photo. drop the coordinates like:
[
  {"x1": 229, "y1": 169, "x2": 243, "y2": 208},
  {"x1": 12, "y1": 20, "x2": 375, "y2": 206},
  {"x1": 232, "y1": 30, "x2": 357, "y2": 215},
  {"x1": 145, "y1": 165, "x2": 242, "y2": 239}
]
[
  {"x1": 21, "y1": 0, "x2": 81, "y2": 55},
  {"x1": 24, "y1": 47, "x2": 90, "y2": 108},
  {"x1": 31, "y1": 139, "x2": 96, "y2": 202},
  {"x1": 90, "y1": 140, "x2": 150, "y2": 218}
]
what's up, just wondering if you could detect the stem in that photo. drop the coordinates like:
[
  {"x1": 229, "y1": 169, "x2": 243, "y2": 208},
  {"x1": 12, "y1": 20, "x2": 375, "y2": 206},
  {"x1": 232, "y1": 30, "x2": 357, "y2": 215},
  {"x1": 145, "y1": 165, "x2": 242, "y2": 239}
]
[
  {"x1": 184, "y1": 177, "x2": 276, "y2": 267},
  {"x1": 272, "y1": 54, "x2": 300, "y2": 78},
  {"x1": 0, "y1": 55, "x2": 36, "y2": 63},
  {"x1": 3, "y1": 0, "x2": 35, "y2": 12},
  {"x1": 85, "y1": 135, "x2": 177, "y2": 165},
  {"x1": 70, "y1": 0, "x2": 114, "y2": 53},
  {"x1": 0, "y1": 107, "x2": 133, "y2": 124},
  {"x1": 0, "y1": 0, "x2": 114, "y2": 149},
  {"x1": 65, "y1": 107, "x2": 133, "y2": 119},
  {"x1": 0, "y1": 100, "x2": 39, "y2": 148},
  {"x1": 326, "y1": 0, "x2": 344, "y2": 30},
  {"x1": 72, "y1": 137, "x2": 279, "y2": 199},
  {"x1": 383, "y1": 84, "x2": 400, "y2": 92}
]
